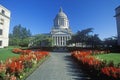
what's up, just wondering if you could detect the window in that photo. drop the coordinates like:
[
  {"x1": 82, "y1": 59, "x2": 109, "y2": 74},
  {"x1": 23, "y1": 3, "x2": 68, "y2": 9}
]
[
  {"x1": 0, "y1": 18, "x2": 4, "y2": 25},
  {"x1": 0, "y1": 29, "x2": 3, "y2": 35},
  {"x1": 1, "y1": 18, "x2": 4, "y2": 22},
  {"x1": 0, "y1": 22, "x2": 3, "y2": 25},
  {"x1": 0, "y1": 41, "x2": 2, "y2": 46},
  {"x1": 1, "y1": 10, "x2": 5, "y2": 14}
]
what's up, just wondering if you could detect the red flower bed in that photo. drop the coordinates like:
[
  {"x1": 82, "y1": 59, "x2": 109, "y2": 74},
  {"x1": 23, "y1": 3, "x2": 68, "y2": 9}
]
[
  {"x1": 101, "y1": 67, "x2": 120, "y2": 79},
  {"x1": 71, "y1": 50, "x2": 120, "y2": 80},
  {"x1": 0, "y1": 49, "x2": 49, "y2": 80},
  {"x1": 6, "y1": 60, "x2": 24, "y2": 73},
  {"x1": 12, "y1": 48, "x2": 22, "y2": 54},
  {"x1": 21, "y1": 50, "x2": 32, "y2": 55}
]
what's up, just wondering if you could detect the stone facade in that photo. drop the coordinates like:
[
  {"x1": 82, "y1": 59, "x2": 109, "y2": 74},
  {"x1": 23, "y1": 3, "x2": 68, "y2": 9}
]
[
  {"x1": 0, "y1": 5, "x2": 11, "y2": 48},
  {"x1": 51, "y1": 8, "x2": 72, "y2": 47},
  {"x1": 115, "y1": 6, "x2": 120, "y2": 45}
]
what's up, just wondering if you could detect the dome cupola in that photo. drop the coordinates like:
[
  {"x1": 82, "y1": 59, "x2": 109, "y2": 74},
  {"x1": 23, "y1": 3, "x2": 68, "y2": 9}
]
[
  {"x1": 54, "y1": 7, "x2": 69, "y2": 29},
  {"x1": 57, "y1": 7, "x2": 67, "y2": 18}
]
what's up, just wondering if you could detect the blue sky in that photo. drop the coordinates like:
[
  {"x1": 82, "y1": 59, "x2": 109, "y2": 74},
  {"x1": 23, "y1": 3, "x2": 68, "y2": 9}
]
[{"x1": 0, "y1": 0, "x2": 120, "y2": 40}]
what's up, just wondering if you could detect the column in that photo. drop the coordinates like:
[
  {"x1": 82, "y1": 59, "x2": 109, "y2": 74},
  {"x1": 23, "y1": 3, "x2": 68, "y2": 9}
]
[
  {"x1": 52, "y1": 36, "x2": 54, "y2": 46},
  {"x1": 58, "y1": 36, "x2": 60, "y2": 46},
  {"x1": 66, "y1": 36, "x2": 68, "y2": 45},
  {"x1": 56, "y1": 36, "x2": 58, "y2": 46},
  {"x1": 62, "y1": 36, "x2": 64, "y2": 46},
  {"x1": 61, "y1": 36, "x2": 62, "y2": 46},
  {"x1": 63, "y1": 36, "x2": 64, "y2": 46},
  {"x1": 62, "y1": 36, "x2": 63, "y2": 46},
  {"x1": 66, "y1": 36, "x2": 67, "y2": 41},
  {"x1": 59, "y1": 36, "x2": 61, "y2": 46},
  {"x1": 54, "y1": 36, "x2": 56, "y2": 46},
  {"x1": 60, "y1": 36, "x2": 61, "y2": 46},
  {"x1": 57, "y1": 36, "x2": 59, "y2": 46},
  {"x1": 65, "y1": 36, "x2": 67, "y2": 46}
]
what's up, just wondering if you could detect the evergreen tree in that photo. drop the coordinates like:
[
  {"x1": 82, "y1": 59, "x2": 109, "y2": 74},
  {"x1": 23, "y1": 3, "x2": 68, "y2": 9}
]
[{"x1": 9, "y1": 24, "x2": 32, "y2": 47}]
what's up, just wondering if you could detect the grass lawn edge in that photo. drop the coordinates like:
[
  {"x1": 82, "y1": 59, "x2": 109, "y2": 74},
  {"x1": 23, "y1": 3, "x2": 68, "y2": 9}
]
[{"x1": 93, "y1": 53, "x2": 120, "y2": 65}]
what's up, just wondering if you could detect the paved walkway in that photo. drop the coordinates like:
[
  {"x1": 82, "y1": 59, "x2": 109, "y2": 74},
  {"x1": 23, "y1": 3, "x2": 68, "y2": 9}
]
[{"x1": 26, "y1": 52, "x2": 92, "y2": 80}]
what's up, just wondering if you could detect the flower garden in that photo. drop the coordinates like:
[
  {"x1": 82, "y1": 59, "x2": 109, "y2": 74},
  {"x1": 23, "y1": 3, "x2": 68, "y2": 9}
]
[
  {"x1": 71, "y1": 50, "x2": 120, "y2": 80},
  {"x1": 0, "y1": 48, "x2": 49, "y2": 80},
  {"x1": 0, "y1": 47, "x2": 120, "y2": 80}
]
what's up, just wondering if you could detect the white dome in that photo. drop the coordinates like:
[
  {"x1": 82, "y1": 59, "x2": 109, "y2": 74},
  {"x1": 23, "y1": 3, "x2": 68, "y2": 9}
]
[
  {"x1": 56, "y1": 10, "x2": 67, "y2": 18},
  {"x1": 55, "y1": 7, "x2": 67, "y2": 19},
  {"x1": 54, "y1": 7, "x2": 69, "y2": 29}
]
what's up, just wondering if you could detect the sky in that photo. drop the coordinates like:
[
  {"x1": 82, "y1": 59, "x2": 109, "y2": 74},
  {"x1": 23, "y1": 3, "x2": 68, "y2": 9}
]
[{"x1": 0, "y1": 0, "x2": 120, "y2": 40}]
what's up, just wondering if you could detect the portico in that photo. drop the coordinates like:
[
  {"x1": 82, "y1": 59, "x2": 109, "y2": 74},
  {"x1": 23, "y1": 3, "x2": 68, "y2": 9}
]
[
  {"x1": 51, "y1": 7, "x2": 72, "y2": 47},
  {"x1": 52, "y1": 35, "x2": 71, "y2": 46}
]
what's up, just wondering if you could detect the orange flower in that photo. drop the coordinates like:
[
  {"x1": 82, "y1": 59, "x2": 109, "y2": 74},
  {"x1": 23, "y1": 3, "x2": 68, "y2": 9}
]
[{"x1": 101, "y1": 67, "x2": 120, "y2": 78}]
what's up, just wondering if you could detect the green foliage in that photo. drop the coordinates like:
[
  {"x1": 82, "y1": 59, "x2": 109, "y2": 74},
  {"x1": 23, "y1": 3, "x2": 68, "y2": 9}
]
[
  {"x1": 9, "y1": 24, "x2": 32, "y2": 47},
  {"x1": 29, "y1": 34, "x2": 52, "y2": 47},
  {"x1": 103, "y1": 36, "x2": 118, "y2": 48},
  {"x1": 67, "y1": 28, "x2": 101, "y2": 48},
  {"x1": 94, "y1": 53, "x2": 120, "y2": 65},
  {"x1": 68, "y1": 28, "x2": 94, "y2": 44},
  {"x1": 19, "y1": 38, "x2": 30, "y2": 47},
  {"x1": 0, "y1": 47, "x2": 19, "y2": 62}
]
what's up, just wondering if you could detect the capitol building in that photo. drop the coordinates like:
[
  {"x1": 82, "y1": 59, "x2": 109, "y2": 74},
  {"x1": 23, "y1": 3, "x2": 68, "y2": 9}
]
[
  {"x1": 51, "y1": 8, "x2": 72, "y2": 47},
  {"x1": 29, "y1": 7, "x2": 72, "y2": 48}
]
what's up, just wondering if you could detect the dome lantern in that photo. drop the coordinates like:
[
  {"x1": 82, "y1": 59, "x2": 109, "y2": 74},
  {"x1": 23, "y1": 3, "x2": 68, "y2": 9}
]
[{"x1": 59, "y1": 7, "x2": 63, "y2": 12}]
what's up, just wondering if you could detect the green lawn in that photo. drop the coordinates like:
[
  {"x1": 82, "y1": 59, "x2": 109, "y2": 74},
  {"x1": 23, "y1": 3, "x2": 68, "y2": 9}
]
[
  {"x1": 0, "y1": 47, "x2": 20, "y2": 62},
  {"x1": 94, "y1": 53, "x2": 120, "y2": 65}
]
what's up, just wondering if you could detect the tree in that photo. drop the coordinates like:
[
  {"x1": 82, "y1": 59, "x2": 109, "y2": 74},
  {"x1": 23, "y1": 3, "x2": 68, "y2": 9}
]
[
  {"x1": 67, "y1": 28, "x2": 94, "y2": 47},
  {"x1": 9, "y1": 24, "x2": 32, "y2": 47},
  {"x1": 103, "y1": 36, "x2": 117, "y2": 48},
  {"x1": 92, "y1": 34, "x2": 101, "y2": 49},
  {"x1": 29, "y1": 34, "x2": 52, "y2": 47}
]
